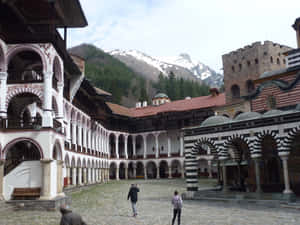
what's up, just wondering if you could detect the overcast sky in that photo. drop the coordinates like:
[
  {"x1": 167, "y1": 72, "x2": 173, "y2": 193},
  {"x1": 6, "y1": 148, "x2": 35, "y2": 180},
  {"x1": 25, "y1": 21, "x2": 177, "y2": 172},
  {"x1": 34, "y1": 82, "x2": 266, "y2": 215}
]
[{"x1": 68, "y1": 0, "x2": 300, "y2": 73}]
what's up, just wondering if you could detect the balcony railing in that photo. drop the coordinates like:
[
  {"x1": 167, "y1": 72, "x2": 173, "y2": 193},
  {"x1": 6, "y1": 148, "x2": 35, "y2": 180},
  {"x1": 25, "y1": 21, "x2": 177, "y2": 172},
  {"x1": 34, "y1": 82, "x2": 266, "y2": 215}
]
[
  {"x1": 2, "y1": 117, "x2": 42, "y2": 129},
  {"x1": 7, "y1": 70, "x2": 43, "y2": 84}
]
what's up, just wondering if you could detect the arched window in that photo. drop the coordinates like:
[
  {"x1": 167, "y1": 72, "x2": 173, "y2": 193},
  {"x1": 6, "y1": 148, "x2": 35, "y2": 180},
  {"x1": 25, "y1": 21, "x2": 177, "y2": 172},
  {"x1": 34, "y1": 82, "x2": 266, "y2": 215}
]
[
  {"x1": 255, "y1": 58, "x2": 259, "y2": 64},
  {"x1": 231, "y1": 66, "x2": 235, "y2": 72},
  {"x1": 246, "y1": 80, "x2": 255, "y2": 94},
  {"x1": 270, "y1": 56, "x2": 273, "y2": 63},
  {"x1": 231, "y1": 84, "x2": 240, "y2": 99},
  {"x1": 239, "y1": 63, "x2": 242, "y2": 71},
  {"x1": 277, "y1": 58, "x2": 280, "y2": 65}
]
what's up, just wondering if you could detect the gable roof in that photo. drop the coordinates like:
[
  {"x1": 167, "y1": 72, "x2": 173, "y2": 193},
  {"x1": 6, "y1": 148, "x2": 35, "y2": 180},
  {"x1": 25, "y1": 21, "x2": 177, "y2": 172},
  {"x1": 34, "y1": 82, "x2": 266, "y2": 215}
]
[{"x1": 107, "y1": 93, "x2": 226, "y2": 118}]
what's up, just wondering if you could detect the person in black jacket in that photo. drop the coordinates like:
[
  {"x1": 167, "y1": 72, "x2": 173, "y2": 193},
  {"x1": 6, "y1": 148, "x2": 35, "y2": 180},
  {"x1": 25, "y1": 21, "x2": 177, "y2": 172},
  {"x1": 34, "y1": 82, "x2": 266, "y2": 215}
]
[
  {"x1": 59, "y1": 205, "x2": 87, "y2": 225},
  {"x1": 127, "y1": 184, "x2": 140, "y2": 217}
]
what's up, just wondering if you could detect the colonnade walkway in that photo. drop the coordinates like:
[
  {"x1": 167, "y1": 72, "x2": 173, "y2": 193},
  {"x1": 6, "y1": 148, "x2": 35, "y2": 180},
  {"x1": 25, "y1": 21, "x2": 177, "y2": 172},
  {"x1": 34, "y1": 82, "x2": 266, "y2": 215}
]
[{"x1": 1, "y1": 179, "x2": 300, "y2": 225}]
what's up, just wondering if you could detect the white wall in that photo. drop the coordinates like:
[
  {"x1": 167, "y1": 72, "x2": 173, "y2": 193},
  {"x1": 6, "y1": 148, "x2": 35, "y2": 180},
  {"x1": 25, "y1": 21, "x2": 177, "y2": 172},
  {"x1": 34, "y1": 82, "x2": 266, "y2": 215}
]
[{"x1": 3, "y1": 161, "x2": 42, "y2": 200}]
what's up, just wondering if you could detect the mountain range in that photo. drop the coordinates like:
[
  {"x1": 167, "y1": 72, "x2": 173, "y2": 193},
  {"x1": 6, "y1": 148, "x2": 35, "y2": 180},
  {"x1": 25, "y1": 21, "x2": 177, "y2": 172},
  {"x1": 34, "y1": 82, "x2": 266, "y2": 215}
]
[{"x1": 108, "y1": 49, "x2": 223, "y2": 87}]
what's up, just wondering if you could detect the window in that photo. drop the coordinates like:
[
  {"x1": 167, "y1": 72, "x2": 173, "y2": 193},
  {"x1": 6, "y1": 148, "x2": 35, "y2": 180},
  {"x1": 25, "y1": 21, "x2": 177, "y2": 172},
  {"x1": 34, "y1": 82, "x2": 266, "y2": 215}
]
[
  {"x1": 255, "y1": 58, "x2": 259, "y2": 64},
  {"x1": 232, "y1": 65, "x2": 235, "y2": 72},
  {"x1": 247, "y1": 61, "x2": 251, "y2": 66},
  {"x1": 277, "y1": 58, "x2": 280, "y2": 65},
  {"x1": 270, "y1": 56, "x2": 273, "y2": 63},
  {"x1": 239, "y1": 63, "x2": 242, "y2": 71},
  {"x1": 267, "y1": 95, "x2": 277, "y2": 109},
  {"x1": 231, "y1": 84, "x2": 240, "y2": 99},
  {"x1": 246, "y1": 80, "x2": 255, "y2": 94}
]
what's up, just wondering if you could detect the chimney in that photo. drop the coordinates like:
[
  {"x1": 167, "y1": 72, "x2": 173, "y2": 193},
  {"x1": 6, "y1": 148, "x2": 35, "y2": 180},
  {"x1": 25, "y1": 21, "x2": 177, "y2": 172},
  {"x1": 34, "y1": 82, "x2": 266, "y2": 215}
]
[
  {"x1": 142, "y1": 101, "x2": 147, "y2": 107},
  {"x1": 136, "y1": 102, "x2": 141, "y2": 108}
]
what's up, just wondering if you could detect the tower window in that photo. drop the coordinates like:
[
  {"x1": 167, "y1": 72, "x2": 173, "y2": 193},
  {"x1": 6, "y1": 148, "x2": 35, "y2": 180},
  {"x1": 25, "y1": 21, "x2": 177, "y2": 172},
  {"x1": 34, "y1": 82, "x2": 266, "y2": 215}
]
[
  {"x1": 270, "y1": 56, "x2": 273, "y2": 63},
  {"x1": 255, "y1": 58, "x2": 259, "y2": 64},
  {"x1": 232, "y1": 66, "x2": 235, "y2": 72},
  {"x1": 231, "y1": 84, "x2": 240, "y2": 99},
  {"x1": 246, "y1": 80, "x2": 255, "y2": 94},
  {"x1": 247, "y1": 61, "x2": 251, "y2": 66},
  {"x1": 277, "y1": 58, "x2": 280, "y2": 65},
  {"x1": 239, "y1": 64, "x2": 242, "y2": 71}
]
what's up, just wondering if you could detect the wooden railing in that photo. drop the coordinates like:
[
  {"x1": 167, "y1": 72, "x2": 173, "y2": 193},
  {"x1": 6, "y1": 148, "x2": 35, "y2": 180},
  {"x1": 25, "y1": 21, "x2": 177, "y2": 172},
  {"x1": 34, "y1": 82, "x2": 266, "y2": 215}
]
[
  {"x1": 2, "y1": 117, "x2": 42, "y2": 129},
  {"x1": 7, "y1": 70, "x2": 43, "y2": 84}
]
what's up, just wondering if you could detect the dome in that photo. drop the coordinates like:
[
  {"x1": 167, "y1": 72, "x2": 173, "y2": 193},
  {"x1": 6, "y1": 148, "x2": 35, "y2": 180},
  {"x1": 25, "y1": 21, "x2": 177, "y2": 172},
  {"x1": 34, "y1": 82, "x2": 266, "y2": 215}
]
[
  {"x1": 234, "y1": 112, "x2": 262, "y2": 121},
  {"x1": 201, "y1": 115, "x2": 232, "y2": 127},
  {"x1": 154, "y1": 93, "x2": 169, "y2": 99},
  {"x1": 263, "y1": 109, "x2": 283, "y2": 117}
]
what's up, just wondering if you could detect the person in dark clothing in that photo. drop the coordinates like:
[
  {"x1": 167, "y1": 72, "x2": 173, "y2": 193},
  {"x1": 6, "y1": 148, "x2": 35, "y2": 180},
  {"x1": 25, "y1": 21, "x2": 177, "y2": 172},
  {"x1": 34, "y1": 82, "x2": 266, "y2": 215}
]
[
  {"x1": 171, "y1": 190, "x2": 182, "y2": 225},
  {"x1": 60, "y1": 205, "x2": 87, "y2": 225},
  {"x1": 127, "y1": 183, "x2": 140, "y2": 217}
]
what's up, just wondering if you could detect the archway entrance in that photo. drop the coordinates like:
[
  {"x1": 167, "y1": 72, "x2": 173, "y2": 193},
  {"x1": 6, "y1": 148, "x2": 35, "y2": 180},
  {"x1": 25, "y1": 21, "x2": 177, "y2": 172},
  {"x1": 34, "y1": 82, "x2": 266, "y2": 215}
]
[
  {"x1": 159, "y1": 161, "x2": 168, "y2": 178},
  {"x1": 171, "y1": 160, "x2": 181, "y2": 178},
  {"x1": 119, "y1": 163, "x2": 126, "y2": 179},
  {"x1": 136, "y1": 162, "x2": 144, "y2": 178},
  {"x1": 146, "y1": 161, "x2": 157, "y2": 179},
  {"x1": 3, "y1": 140, "x2": 42, "y2": 200},
  {"x1": 261, "y1": 135, "x2": 283, "y2": 193},
  {"x1": 288, "y1": 132, "x2": 300, "y2": 195},
  {"x1": 109, "y1": 163, "x2": 117, "y2": 179}
]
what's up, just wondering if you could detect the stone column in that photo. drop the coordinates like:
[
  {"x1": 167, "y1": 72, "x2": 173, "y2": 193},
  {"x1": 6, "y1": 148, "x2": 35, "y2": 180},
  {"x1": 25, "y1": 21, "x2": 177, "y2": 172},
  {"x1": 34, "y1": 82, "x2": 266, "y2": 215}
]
[
  {"x1": 56, "y1": 83, "x2": 64, "y2": 127},
  {"x1": 83, "y1": 127, "x2": 87, "y2": 149},
  {"x1": 157, "y1": 166, "x2": 160, "y2": 179},
  {"x1": 0, "y1": 72, "x2": 8, "y2": 118},
  {"x1": 66, "y1": 167, "x2": 70, "y2": 186},
  {"x1": 88, "y1": 168, "x2": 91, "y2": 184},
  {"x1": 180, "y1": 134, "x2": 184, "y2": 157},
  {"x1": 0, "y1": 160, "x2": 5, "y2": 200},
  {"x1": 78, "y1": 168, "x2": 83, "y2": 185},
  {"x1": 56, "y1": 160, "x2": 64, "y2": 196},
  {"x1": 116, "y1": 135, "x2": 119, "y2": 159},
  {"x1": 40, "y1": 159, "x2": 53, "y2": 200},
  {"x1": 116, "y1": 166, "x2": 119, "y2": 180},
  {"x1": 167, "y1": 136, "x2": 171, "y2": 157},
  {"x1": 168, "y1": 166, "x2": 172, "y2": 179},
  {"x1": 71, "y1": 122, "x2": 77, "y2": 145},
  {"x1": 78, "y1": 125, "x2": 82, "y2": 151},
  {"x1": 143, "y1": 135, "x2": 147, "y2": 159},
  {"x1": 83, "y1": 168, "x2": 87, "y2": 184},
  {"x1": 222, "y1": 162, "x2": 228, "y2": 192},
  {"x1": 42, "y1": 71, "x2": 53, "y2": 127},
  {"x1": 208, "y1": 160, "x2": 213, "y2": 178},
  {"x1": 132, "y1": 136, "x2": 136, "y2": 158},
  {"x1": 133, "y1": 163, "x2": 137, "y2": 179},
  {"x1": 125, "y1": 166, "x2": 128, "y2": 180},
  {"x1": 144, "y1": 166, "x2": 147, "y2": 179},
  {"x1": 125, "y1": 135, "x2": 128, "y2": 159},
  {"x1": 155, "y1": 134, "x2": 159, "y2": 158},
  {"x1": 107, "y1": 168, "x2": 110, "y2": 181},
  {"x1": 280, "y1": 154, "x2": 293, "y2": 194},
  {"x1": 72, "y1": 167, "x2": 77, "y2": 186},
  {"x1": 254, "y1": 158, "x2": 262, "y2": 193}
]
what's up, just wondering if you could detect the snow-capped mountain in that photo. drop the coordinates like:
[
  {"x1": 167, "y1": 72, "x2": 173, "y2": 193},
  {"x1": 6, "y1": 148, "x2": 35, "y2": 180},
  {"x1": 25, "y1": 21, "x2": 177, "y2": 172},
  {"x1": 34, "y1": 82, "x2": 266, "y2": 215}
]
[{"x1": 108, "y1": 50, "x2": 223, "y2": 87}]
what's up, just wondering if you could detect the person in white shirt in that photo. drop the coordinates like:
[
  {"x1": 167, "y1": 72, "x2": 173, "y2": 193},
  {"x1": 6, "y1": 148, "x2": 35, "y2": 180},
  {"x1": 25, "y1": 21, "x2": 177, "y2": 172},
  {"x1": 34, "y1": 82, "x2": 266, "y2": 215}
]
[{"x1": 171, "y1": 190, "x2": 182, "y2": 225}]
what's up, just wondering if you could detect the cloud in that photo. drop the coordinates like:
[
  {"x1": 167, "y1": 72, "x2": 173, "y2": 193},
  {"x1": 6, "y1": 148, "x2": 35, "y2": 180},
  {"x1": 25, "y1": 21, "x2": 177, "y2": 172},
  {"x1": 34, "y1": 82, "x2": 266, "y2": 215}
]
[{"x1": 69, "y1": 0, "x2": 300, "y2": 73}]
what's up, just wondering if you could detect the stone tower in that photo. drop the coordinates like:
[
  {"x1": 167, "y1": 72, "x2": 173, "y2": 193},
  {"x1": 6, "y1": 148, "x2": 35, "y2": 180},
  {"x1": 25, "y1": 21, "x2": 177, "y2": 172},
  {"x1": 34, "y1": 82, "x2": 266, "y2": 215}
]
[
  {"x1": 222, "y1": 41, "x2": 292, "y2": 104},
  {"x1": 293, "y1": 17, "x2": 300, "y2": 48}
]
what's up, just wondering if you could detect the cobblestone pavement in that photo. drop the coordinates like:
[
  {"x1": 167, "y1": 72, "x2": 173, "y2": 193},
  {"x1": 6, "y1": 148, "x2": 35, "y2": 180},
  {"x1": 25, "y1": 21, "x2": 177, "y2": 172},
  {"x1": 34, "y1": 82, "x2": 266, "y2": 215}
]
[{"x1": 1, "y1": 179, "x2": 300, "y2": 225}]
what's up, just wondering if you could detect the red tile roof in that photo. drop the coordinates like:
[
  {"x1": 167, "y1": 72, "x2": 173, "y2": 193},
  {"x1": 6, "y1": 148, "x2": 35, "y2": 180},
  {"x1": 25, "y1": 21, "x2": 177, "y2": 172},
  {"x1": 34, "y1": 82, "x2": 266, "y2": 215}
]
[{"x1": 107, "y1": 93, "x2": 226, "y2": 118}]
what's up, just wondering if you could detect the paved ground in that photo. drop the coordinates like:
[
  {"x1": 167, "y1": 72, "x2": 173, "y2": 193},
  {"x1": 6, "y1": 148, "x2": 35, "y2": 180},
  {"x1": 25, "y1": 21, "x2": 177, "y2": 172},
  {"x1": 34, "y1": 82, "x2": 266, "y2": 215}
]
[{"x1": 0, "y1": 179, "x2": 300, "y2": 225}]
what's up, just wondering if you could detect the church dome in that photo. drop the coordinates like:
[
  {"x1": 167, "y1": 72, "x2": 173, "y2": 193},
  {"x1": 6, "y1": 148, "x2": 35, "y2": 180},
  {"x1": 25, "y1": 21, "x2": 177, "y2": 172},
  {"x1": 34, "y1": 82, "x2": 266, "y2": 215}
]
[
  {"x1": 154, "y1": 93, "x2": 169, "y2": 99},
  {"x1": 201, "y1": 115, "x2": 232, "y2": 127},
  {"x1": 234, "y1": 112, "x2": 262, "y2": 121}
]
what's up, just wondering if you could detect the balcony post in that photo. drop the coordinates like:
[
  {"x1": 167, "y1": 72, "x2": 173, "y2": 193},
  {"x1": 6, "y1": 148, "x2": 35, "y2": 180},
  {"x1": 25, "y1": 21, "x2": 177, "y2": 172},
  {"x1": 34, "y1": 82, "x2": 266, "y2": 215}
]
[
  {"x1": 42, "y1": 71, "x2": 53, "y2": 127},
  {"x1": 0, "y1": 72, "x2": 8, "y2": 118}
]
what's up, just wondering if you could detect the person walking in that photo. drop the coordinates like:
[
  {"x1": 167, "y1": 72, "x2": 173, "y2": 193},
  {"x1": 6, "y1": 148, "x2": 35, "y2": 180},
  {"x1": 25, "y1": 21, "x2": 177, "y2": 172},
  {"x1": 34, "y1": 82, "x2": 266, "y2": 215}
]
[
  {"x1": 127, "y1": 183, "x2": 140, "y2": 217},
  {"x1": 171, "y1": 190, "x2": 182, "y2": 225},
  {"x1": 59, "y1": 205, "x2": 87, "y2": 225}
]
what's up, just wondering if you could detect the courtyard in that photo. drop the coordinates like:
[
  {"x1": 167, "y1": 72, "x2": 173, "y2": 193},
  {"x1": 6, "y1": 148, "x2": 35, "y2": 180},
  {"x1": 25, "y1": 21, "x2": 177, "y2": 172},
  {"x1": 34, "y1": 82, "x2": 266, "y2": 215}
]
[{"x1": 0, "y1": 179, "x2": 300, "y2": 225}]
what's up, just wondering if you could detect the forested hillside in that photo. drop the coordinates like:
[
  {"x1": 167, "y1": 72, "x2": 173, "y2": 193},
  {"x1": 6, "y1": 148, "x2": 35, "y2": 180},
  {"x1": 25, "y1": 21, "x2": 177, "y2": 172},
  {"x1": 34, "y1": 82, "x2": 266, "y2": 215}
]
[{"x1": 69, "y1": 44, "x2": 211, "y2": 107}]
